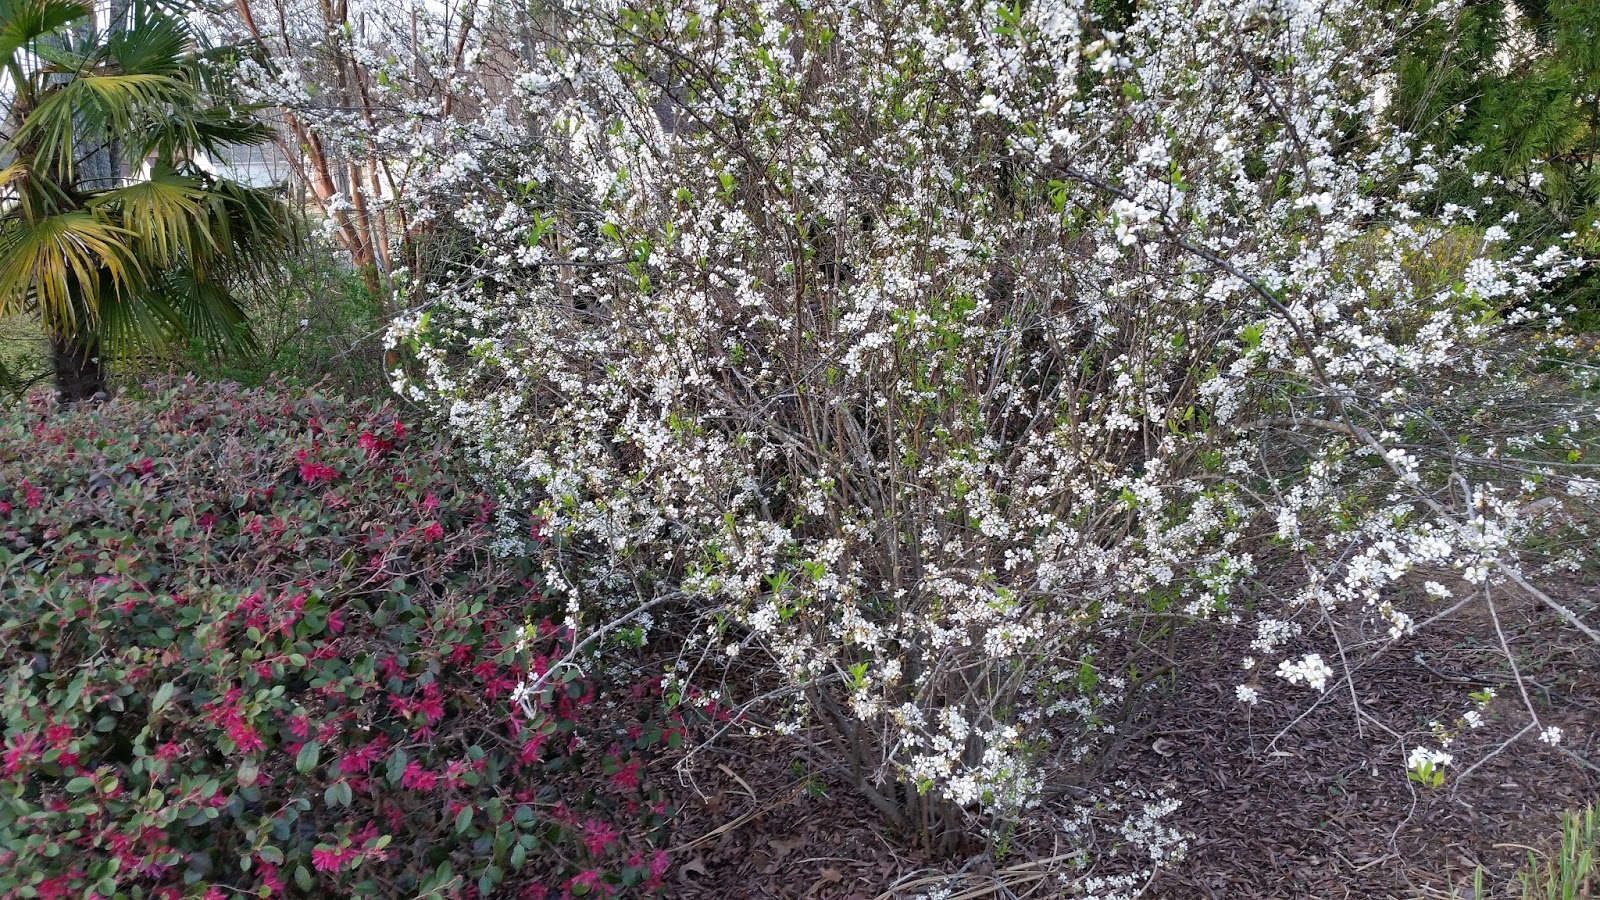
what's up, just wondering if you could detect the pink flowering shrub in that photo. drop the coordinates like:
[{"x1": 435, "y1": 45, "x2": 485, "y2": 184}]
[{"x1": 0, "y1": 380, "x2": 674, "y2": 898}]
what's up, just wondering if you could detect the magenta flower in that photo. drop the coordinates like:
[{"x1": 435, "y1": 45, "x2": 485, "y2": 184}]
[
  {"x1": 226, "y1": 721, "x2": 265, "y2": 755},
  {"x1": 311, "y1": 845, "x2": 349, "y2": 873},
  {"x1": 609, "y1": 760, "x2": 642, "y2": 792},
  {"x1": 401, "y1": 760, "x2": 438, "y2": 791},
  {"x1": 581, "y1": 819, "x2": 619, "y2": 857}
]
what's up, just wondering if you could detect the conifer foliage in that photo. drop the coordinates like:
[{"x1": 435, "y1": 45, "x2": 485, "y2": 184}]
[{"x1": 1394, "y1": 0, "x2": 1600, "y2": 314}]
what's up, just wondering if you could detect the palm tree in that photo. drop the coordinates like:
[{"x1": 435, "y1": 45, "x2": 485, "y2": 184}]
[{"x1": 0, "y1": 0, "x2": 300, "y2": 402}]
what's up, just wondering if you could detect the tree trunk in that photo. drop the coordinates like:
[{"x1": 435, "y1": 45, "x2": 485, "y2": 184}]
[
  {"x1": 50, "y1": 0, "x2": 119, "y2": 408},
  {"x1": 52, "y1": 333, "x2": 105, "y2": 404}
]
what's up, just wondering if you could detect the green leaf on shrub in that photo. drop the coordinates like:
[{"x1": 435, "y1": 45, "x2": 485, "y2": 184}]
[
  {"x1": 152, "y1": 682, "x2": 176, "y2": 713},
  {"x1": 422, "y1": 861, "x2": 456, "y2": 893},
  {"x1": 296, "y1": 741, "x2": 320, "y2": 775},
  {"x1": 63, "y1": 672, "x2": 88, "y2": 710},
  {"x1": 455, "y1": 806, "x2": 473, "y2": 833},
  {"x1": 65, "y1": 777, "x2": 94, "y2": 794},
  {"x1": 387, "y1": 748, "x2": 408, "y2": 785},
  {"x1": 1240, "y1": 322, "x2": 1264, "y2": 349},
  {"x1": 294, "y1": 864, "x2": 313, "y2": 891}
]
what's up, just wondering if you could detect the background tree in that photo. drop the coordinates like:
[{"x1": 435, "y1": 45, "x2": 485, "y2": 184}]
[
  {"x1": 224, "y1": 0, "x2": 510, "y2": 305},
  {"x1": 0, "y1": 0, "x2": 301, "y2": 402},
  {"x1": 1394, "y1": 0, "x2": 1600, "y2": 320}
]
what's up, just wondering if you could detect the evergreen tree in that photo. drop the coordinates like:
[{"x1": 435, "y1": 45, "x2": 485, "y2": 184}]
[{"x1": 1394, "y1": 0, "x2": 1600, "y2": 322}]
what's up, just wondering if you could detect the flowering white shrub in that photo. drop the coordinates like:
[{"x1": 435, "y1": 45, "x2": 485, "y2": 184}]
[{"x1": 236, "y1": 0, "x2": 1599, "y2": 862}]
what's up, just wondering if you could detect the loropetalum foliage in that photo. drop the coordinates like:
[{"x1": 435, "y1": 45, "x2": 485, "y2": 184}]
[
  {"x1": 0, "y1": 381, "x2": 675, "y2": 899},
  {"x1": 242, "y1": 0, "x2": 1598, "y2": 869}
]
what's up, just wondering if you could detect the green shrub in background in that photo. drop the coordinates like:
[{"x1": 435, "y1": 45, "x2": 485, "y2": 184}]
[
  {"x1": 0, "y1": 380, "x2": 675, "y2": 898},
  {"x1": 116, "y1": 243, "x2": 393, "y2": 397},
  {"x1": 0, "y1": 314, "x2": 49, "y2": 398}
]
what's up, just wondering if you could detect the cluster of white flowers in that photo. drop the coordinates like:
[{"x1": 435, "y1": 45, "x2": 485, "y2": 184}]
[
  {"x1": 237, "y1": 0, "x2": 1598, "y2": 858},
  {"x1": 1119, "y1": 795, "x2": 1189, "y2": 864},
  {"x1": 1407, "y1": 745, "x2": 1454, "y2": 773},
  {"x1": 1049, "y1": 785, "x2": 1189, "y2": 897},
  {"x1": 1277, "y1": 654, "x2": 1335, "y2": 692}
]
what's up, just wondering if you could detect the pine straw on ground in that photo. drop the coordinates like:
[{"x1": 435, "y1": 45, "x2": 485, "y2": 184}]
[{"x1": 651, "y1": 577, "x2": 1599, "y2": 900}]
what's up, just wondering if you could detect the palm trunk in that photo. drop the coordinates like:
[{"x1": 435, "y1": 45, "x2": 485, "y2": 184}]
[
  {"x1": 52, "y1": 333, "x2": 105, "y2": 404},
  {"x1": 47, "y1": 0, "x2": 120, "y2": 408}
]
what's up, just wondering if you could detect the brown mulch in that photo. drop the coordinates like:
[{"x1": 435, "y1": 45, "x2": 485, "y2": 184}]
[
  {"x1": 652, "y1": 741, "x2": 939, "y2": 899},
  {"x1": 1110, "y1": 649, "x2": 1600, "y2": 896},
  {"x1": 652, "y1": 579, "x2": 1600, "y2": 900}
]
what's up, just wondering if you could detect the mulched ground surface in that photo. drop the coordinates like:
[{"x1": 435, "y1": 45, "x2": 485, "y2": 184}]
[
  {"x1": 652, "y1": 740, "x2": 937, "y2": 899},
  {"x1": 653, "y1": 577, "x2": 1600, "y2": 900}
]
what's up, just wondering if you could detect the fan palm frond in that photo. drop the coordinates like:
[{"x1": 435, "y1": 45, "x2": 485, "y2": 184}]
[
  {"x1": 0, "y1": 211, "x2": 140, "y2": 330},
  {"x1": 198, "y1": 176, "x2": 302, "y2": 276},
  {"x1": 102, "y1": 0, "x2": 187, "y2": 77},
  {"x1": 88, "y1": 162, "x2": 208, "y2": 266},
  {"x1": 151, "y1": 265, "x2": 259, "y2": 357},
  {"x1": 92, "y1": 267, "x2": 179, "y2": 357},
  {"x1": 0, "y1": 0, "x2": 90, "y2": 64},
  {"x1": 0, "y1": 161, "x2": 62, "y2": 223},
  {"x1": 144, "y1": 104, "x2": 277, "y2": 161},
  {"x1": 11, "y1": 72, "x2": 197, "y2": 181}
]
